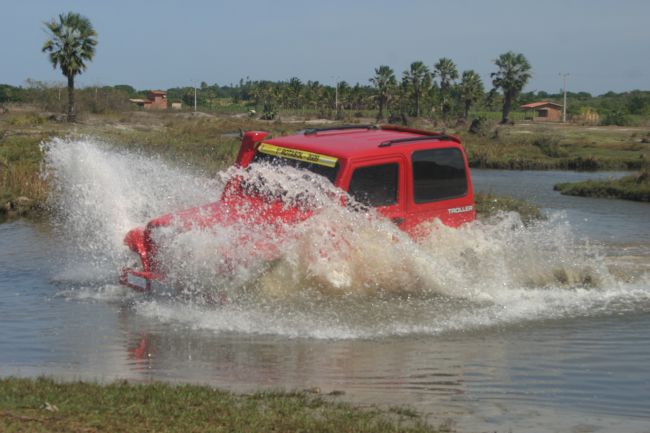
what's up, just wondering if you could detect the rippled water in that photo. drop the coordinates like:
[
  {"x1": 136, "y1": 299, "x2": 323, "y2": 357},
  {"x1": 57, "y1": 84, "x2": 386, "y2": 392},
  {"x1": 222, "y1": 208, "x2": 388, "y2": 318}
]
[{"x1": 1, "y1": 138, "x2": 649, "y2": 432}]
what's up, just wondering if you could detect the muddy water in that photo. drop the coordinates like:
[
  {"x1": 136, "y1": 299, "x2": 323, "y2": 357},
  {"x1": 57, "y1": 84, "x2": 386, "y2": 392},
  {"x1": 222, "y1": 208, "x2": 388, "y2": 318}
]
[{"x1": 1, "y1": 138, "x2": 649, "y2": 433}]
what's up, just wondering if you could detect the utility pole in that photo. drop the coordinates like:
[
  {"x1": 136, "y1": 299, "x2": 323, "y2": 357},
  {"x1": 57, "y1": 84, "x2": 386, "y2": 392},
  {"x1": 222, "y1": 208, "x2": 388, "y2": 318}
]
[
  {"x1": 335, "y1": 81, "x2": 338, "y2": 119},
  {"x1": 559, "y1": 73, "x2": 569, "y2": 123},
  {"x1": 194, "y1": 86, "x2": 197, "y2": 112},
  {"x1": 331, "y1": 76, "x2": 340, "y2": 119}
]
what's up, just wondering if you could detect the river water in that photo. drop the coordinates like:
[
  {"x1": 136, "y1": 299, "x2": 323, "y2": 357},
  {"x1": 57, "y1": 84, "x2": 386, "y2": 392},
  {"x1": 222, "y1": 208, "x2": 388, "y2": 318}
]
[{"x1": 1, "y1": 138, "x2": 649, "y2": 432}]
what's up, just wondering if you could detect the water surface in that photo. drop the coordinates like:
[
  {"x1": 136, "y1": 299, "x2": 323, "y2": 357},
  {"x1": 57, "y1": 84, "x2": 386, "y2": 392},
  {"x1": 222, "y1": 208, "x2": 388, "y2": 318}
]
[{"x1": 1, "y1": 139, "x2": 649, "y2": 433}]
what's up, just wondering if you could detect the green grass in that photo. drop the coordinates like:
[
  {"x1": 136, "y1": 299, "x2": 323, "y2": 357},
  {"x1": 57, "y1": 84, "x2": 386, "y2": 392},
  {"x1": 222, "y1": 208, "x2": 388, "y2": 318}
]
[
  {"x1": 458, "y1": 123, "x2": 649, "y2": 170},
  {"x1": 554, "y1": 168, "x2": 650, "y2": 202},
  {"x1": 475, "y1": 191, "x2": 544, "y2": 224},
  {"x1": 0, "y1": 112, "x2": 64, "y2": 218},
  {"x1": 0, "y1": 377, "x2": 445, "y2": 433}
]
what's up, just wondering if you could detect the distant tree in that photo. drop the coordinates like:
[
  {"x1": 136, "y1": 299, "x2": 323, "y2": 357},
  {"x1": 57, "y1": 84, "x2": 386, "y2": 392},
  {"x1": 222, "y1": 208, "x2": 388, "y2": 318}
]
[
  {"x1": 491, "y1": 51, "x2": 531, "y2": 124},
  {"x1": 459, "y1": 70, "x2": 484, "y2": 118},
  {"x1": 349, "y1": 83, "x2": 365, "y2": 111},
  {"x1": 370, "y1": 65, "x2": 397, "y2": 121},
  {"x1": 42, "y1": 12, "x2": 98, "y2": 122},
  {"x1": 433, "y1": 57, "x2": 459, "y2": 115},
  {"x1": 403, "y1": 61, "x2": 431, "y2": 117},
  {"x1": 287, "y1": 77, "x2": 303, "y2": 109},
  {"x1": 113, "y1": 84, "x2": 136, "y2": 96}
]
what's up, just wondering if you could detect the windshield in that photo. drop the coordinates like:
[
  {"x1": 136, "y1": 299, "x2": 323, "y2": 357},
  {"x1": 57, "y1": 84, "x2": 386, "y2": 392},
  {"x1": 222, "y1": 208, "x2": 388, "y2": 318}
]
[
  {"x1": 233, "y1": 146, "x2": 341, "y2": 208},
  {"x1": 252, "y1": 146, "x2": 339, "y2": 183}
]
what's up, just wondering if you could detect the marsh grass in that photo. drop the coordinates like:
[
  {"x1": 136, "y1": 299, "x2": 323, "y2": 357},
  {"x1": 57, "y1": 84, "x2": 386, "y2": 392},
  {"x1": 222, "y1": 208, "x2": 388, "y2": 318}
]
[
  {"x1": 1, "y1": 107, "x2": 649, "y2": 218},
  {"x1": 554, "y1": 165, "x2": 650, "y2": 202},
  {"x1": 0, "y1": 377, "x2": 443, "y2": 433},
  {"x1": 475, "y1": 191, "x2": 545, "y2": 224},
  {"x1": 461, "y1": 123, "x2": 649, "y2": 170}
]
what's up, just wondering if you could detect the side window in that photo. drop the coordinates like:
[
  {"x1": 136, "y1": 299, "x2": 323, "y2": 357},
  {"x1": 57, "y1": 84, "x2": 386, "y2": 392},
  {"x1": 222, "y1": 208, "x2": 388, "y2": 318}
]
[
  {"x1": 348, "y1": 163, "x2": 398, "y2": 207},
  {"x1": 412, "y1": 148, "x2": 467, "y2": 203}
]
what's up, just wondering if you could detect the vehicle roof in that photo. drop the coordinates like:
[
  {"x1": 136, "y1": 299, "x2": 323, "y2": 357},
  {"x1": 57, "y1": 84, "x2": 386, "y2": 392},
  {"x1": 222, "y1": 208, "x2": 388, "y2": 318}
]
[{"x1": 262, "y1": 125, "x2": 462, "y2": 160}]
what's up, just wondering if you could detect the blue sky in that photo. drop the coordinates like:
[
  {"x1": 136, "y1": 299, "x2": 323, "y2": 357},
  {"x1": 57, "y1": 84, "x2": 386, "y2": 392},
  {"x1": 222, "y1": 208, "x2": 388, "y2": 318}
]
[{"x1": 2, "y1": 0, "x2": 650, "y2": 94}]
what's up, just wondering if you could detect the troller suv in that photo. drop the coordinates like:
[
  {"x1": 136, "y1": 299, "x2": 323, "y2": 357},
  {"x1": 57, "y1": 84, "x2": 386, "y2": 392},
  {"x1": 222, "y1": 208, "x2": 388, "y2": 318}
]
[{"x1": 120, "y1": 124, "x2": 475, "y2": 292}]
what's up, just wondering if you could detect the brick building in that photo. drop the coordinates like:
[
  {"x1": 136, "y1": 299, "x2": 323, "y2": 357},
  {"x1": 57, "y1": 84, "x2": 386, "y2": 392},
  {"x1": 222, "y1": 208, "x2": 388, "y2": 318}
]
[
  {"x1": 520, "y1": 101, "x2": 563, "y2": 122},
  {"x1": 129, "y1": 90, "x2": 168, "y2": 110}
]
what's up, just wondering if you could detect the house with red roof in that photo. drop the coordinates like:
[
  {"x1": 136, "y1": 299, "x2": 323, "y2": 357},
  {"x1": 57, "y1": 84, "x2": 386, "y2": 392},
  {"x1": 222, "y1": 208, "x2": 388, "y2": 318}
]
[
  {"x1": 129, "y1": 90, "x2": 168, "y2": 110},
  {"x1": 520, "y1": 101, "x2": 563, "y2": 122}
]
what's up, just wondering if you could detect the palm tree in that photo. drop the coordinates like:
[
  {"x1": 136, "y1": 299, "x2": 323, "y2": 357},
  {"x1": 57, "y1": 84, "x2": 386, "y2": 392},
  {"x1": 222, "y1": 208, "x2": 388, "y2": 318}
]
[
  {"x1": 433, "y1": 57, "x2": 459, "y2": 115},
  {"x1": 287, "y1": 77, "x2": 303, "y2": 109},
  {"x1": 459, "y1": 70, "x2": 484, "y2": 119},
  {"x1": 403, "y1": 61, "x2": 430, "y2": 117},
  {"x1": 369, "y1": 65, "x2": 397, "y2": 121},
  {"x1": 42, "y1": 12, "x2": 97, "y2": 122},
  {"x1": 491, "y1": 51, "x2": 531, "y2": 124}
]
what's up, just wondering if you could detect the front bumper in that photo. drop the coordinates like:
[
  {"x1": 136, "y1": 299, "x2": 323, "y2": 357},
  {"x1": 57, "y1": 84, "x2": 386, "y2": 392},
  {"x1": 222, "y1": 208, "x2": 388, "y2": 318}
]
[{"x1": 119, "y1": 268, "x2": 162, "y2": 292}]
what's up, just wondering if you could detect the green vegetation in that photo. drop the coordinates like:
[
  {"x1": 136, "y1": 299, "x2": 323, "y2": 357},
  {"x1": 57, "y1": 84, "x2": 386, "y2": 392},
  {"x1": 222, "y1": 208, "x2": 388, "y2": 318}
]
[
  {"x1": 2, "y1": 108, "x2": 648, "y2": 220},
  {"x1": 0, "y1": 377, "x2": 446, "y2": 433},
  {"x1": 0, "y1": 110, "x2": 63, "y2": 219},
  {"x1": 0, "y1": 109, "x2": 329, "y2": 220},
  {"x1": 42, "y1": 12, "x2": 97, "y2": 122},
  {"x1": 461, "y1": 123, "x2": 649, "y2": 170},
  {"x1": 459, "y1": 70, "x2": 484, "y2": 119},
  {"x1": 554, "y1": 168, "x2": 650, "y2": 202},
  {"x1": 491, "y1": 52, "x2": 532, "y2": 124},
  {"x1": 475, "y1": 192, "x2": 544, "y2": 224},
  {"x1": 2, "y1": 41, "x2": 650, "y2": 127},
  {"x1": 433, "y1": 57, "x2": 459, "y2": 117},
  {"x1": 370, "y1": 65, "x2": 397, "y2": 121}
]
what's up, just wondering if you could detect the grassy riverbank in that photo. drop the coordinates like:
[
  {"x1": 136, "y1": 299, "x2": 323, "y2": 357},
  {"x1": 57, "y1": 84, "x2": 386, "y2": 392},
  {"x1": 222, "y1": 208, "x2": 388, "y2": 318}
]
[
  {"x1": 0, "y1": 377, "x2": 447, "y2": 433},
  {"x1": 460, "y1": 122, "x2": 649, "y2": 170},
  {"x1": 554, "y1": 168, "x2": 650, "y2": 202},
  {"x1": 3, "y1": 106, "x2": 647, "y2": 219}
]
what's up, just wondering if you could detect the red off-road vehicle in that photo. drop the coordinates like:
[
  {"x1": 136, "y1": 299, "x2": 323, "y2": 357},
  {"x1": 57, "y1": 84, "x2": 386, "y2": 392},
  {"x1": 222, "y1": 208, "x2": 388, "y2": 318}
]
[{"x1": 120, "y1": 125, "x2": 475, "y2": 292}]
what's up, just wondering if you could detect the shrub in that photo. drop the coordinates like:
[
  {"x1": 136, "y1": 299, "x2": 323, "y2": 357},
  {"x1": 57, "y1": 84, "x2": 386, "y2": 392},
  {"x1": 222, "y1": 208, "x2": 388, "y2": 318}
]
[{"x1": 531, "y1": 133, "x2": 567, "y2": 158}]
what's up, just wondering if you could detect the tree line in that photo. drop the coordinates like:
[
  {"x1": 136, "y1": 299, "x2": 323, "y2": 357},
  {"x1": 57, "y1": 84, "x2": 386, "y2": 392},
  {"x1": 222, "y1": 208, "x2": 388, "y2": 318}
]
[
  {"x1": 164, "y1": 53, "x2": 529, "y2": 125},
  {"x1": 1, "y1": 11, "x2": 649, "y2": 127}
]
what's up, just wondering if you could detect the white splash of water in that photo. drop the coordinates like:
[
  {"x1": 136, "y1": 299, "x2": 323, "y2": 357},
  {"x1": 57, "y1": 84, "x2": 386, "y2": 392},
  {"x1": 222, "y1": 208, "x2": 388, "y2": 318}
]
[
  {"x1": 42, "y1": 136, "x2": 222, "y2": 279},
  {"x1": 43, "y1": 137, "x2": 650, "y2": 339}
]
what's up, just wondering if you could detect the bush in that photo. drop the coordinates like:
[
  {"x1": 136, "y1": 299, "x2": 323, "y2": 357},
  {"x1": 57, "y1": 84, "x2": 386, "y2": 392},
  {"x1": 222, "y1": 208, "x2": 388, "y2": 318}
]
[
  {"x1": 601, "y1": 110, "x2": 641, "y2": 126},
  {"x1": 468, "y1": 116, "x2": 491, "y2": 135},
  {"x1": 531, "y1": 133, "x2": 567, "y2": 158}
]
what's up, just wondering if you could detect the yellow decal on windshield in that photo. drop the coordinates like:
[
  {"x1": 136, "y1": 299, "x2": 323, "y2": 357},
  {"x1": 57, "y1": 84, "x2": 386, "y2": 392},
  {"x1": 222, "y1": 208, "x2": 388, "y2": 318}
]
[{"x1": 257, "y1": 143, "x2": 338, "y2": 168}]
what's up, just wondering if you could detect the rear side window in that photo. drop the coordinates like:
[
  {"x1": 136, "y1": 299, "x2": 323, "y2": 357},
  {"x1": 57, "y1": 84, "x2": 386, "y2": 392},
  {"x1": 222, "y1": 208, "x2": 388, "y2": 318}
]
[
  {"x1": 348, "y1": 163, "x2": 398, "y2": 207},
  {"x1": 412, "y1": 148, "x2": 467, "y2": 203}
]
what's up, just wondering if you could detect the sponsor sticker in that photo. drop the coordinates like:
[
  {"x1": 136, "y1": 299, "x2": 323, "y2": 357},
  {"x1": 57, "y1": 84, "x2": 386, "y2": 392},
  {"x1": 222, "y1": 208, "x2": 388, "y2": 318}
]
[{"x1": 258, "y1": 143, "x2": 338, "y2": 168}]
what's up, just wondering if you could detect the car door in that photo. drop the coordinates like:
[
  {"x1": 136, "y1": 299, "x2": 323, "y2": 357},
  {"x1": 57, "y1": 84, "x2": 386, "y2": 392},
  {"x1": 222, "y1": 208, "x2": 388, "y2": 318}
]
[
  {"x1": 405, "y1": 146, "x2": 474, "y2": 231},
  {"x1": 341, "y1": 155, "x2": 407, "y2": 227}
]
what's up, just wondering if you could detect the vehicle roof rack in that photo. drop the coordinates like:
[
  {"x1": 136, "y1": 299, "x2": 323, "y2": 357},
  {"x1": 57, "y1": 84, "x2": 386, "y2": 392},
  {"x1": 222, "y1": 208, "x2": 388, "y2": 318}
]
[
  {"x1": 378, "y1": 134, "x2": 454, "y2": 148},
  {"x1": 303, "y1": 124, "x2": 378, "y2": 135}
]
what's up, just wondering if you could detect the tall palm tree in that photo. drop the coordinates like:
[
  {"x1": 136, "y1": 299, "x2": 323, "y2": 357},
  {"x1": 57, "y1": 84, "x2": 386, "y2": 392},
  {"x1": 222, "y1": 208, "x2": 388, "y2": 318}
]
[
  {"x1": 433, "y1": 57, "x2": 459, "y2": 115},
  {"x1": 491, "y1": 51, "x2": 531, "y2": 124},
  {"x1": 403, "y1": 61, "x2": 430, "y2": 117},
  {"x1": 42, "y1": 12, "x2": 97, "y2": 122},
  {"x1": 459, "y1": 70, "x2": 484, "y2": 119},
  {"x1": 369, "y1": 65, "x2": 397, "y2": 121}
]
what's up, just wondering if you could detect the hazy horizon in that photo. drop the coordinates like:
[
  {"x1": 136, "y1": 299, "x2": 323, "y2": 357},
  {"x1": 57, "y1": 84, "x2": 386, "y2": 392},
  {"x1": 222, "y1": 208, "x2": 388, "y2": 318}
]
[{"x1": 3, "y1": 0, "x2": 650, "y2": 95}]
